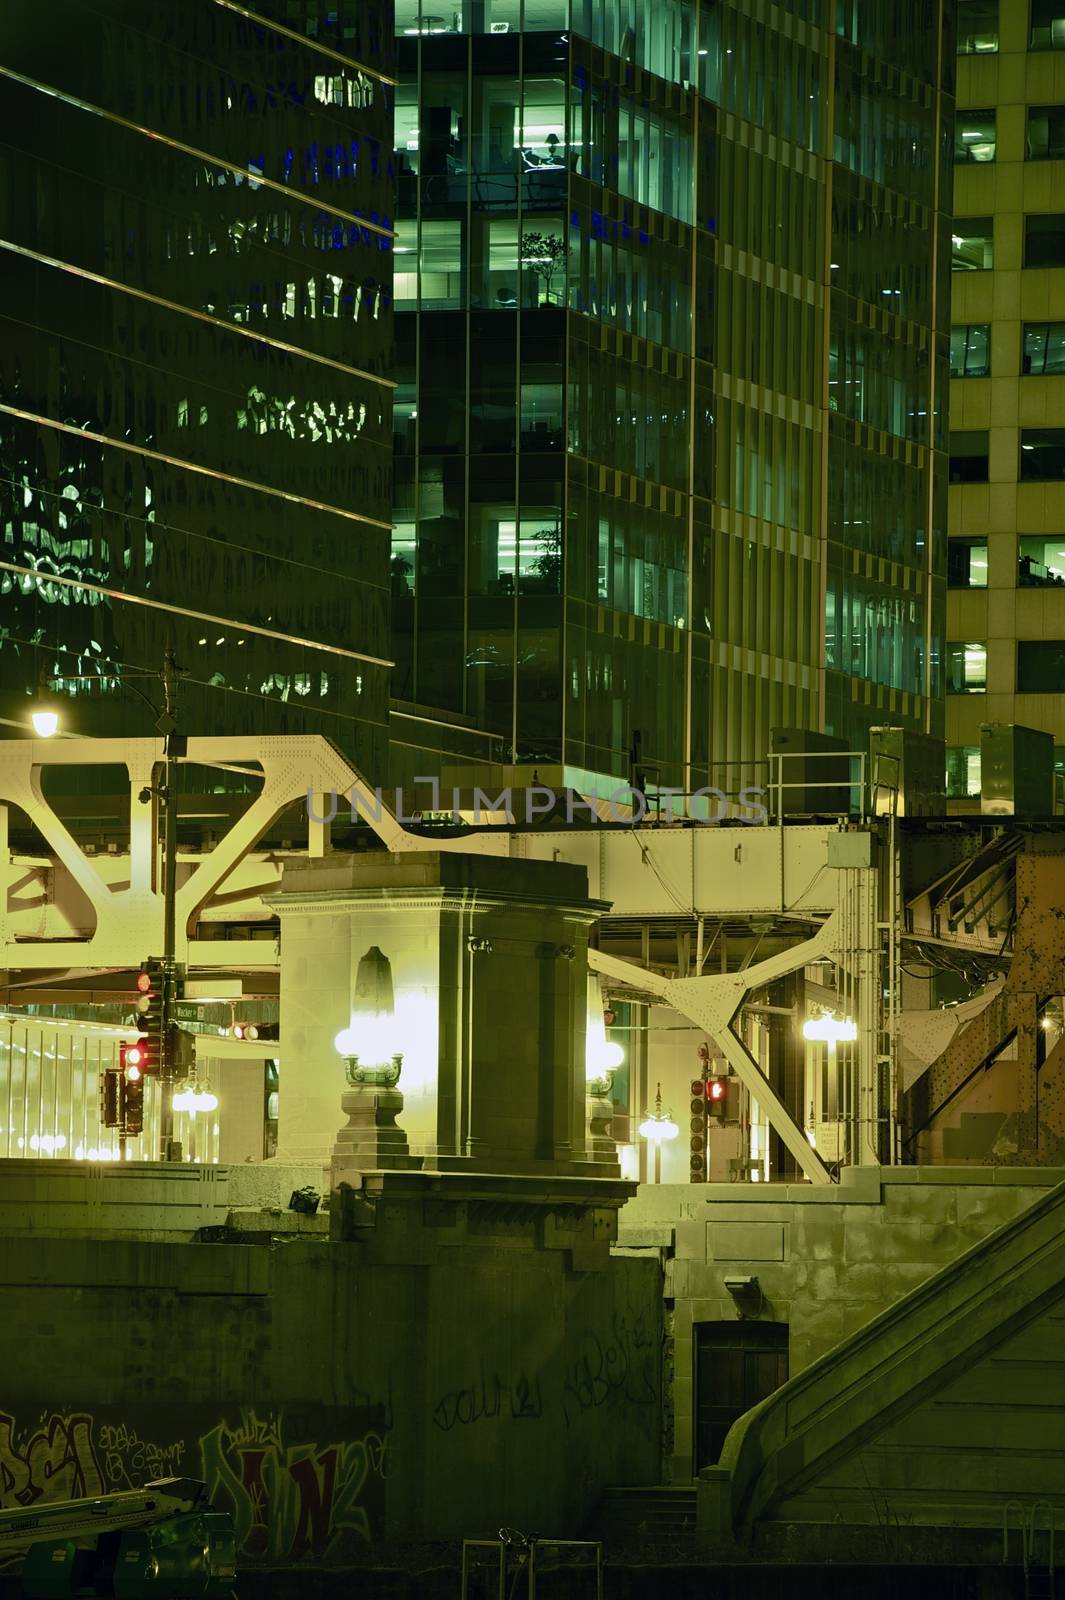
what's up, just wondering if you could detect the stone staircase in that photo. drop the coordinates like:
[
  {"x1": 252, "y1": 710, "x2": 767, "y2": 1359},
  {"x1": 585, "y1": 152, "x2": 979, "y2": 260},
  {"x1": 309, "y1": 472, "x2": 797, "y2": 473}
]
[
  {"x1": 714, "y1": 1176, "x2": 1065, "y2": 1543},
  {"x1": 596, "y1": 1486, "x2": 697, "y2": 1549}
]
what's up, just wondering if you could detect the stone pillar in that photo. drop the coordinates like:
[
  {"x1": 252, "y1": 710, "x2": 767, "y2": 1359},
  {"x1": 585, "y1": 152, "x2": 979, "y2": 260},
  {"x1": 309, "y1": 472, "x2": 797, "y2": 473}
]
[
  {"x1": 269, "y1": 853, "x2": 619, "y2": 1179},
  {"x1": 270, "y1": 904, "x2": 351, "y2": 1164}
]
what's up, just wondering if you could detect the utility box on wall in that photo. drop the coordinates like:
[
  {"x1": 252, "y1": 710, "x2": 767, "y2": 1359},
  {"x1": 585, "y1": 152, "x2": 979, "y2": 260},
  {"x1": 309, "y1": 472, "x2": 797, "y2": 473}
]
[
  {"x1": 979, "y1": 724, "x2": 1054, "y2": 817},
  {"x1": 869, "y1": 726, "x2": 946, "y2": 817}
]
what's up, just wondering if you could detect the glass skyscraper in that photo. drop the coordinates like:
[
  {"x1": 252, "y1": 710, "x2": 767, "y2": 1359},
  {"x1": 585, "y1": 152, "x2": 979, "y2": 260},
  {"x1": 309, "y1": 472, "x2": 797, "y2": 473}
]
[
  {"x1": 1, "y1": 1, "x2": 394, "y2": 773},
  {"x1": 389, "y1": 0, "x2": 954, "y2": 794}
]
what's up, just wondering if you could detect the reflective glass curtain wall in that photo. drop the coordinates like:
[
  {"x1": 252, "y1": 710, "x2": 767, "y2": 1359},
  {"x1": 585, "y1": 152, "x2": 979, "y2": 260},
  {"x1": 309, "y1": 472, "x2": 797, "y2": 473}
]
[
  {"x1": 0, "y1": 1, "x2": 395, "y2": 771},
  {"x1": 392, "y1": 0, "x2": 951, "y2": 790}
]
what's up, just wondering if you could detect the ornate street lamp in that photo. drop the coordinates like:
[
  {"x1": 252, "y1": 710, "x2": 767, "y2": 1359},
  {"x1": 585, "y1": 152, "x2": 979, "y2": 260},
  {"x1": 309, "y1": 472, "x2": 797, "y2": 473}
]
[
  {"x1": 334, "y1": 946, "x2": 403, "y2": 1088},
  {"x1": 638, "y1": 1082, "x2": 679, "y2": 1184}
]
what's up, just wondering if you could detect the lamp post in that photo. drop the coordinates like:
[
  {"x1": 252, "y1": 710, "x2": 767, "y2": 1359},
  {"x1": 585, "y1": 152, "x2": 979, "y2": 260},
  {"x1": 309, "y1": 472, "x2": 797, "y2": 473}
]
[
  {"x1": 331, "y1": 946, "x2": 416, "y2": 1175},
  {"x1": 29, "y1": 651, "x2": 187, "y2": 1161},
  {"x1": 638, "y1": 1082, "x2": 679, "y2": 1184},
  {"x1": 172, "y1": 1069, "x2": 218, "y2": 1163},
  {"x1": 801, "y1": 1011, "x2": 857, "y2": 1164},
  {"x1": 585, "y1": 1008, "x2": 624, "y2": 1165}
]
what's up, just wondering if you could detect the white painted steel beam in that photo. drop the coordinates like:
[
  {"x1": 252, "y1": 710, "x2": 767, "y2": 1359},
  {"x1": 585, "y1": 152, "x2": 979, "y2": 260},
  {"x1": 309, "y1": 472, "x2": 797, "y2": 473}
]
[
  {"x1": 0, "y1": 735, "x2": 842, "y2": 972},
  {"x1": 589, "y1": 914, "x2": 847, "y2": 1186}
]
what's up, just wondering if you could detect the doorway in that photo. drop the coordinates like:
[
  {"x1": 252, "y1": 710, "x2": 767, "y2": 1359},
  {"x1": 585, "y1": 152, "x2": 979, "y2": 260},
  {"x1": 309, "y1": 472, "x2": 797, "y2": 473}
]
[{"x1": 693, "y1": 1320, "x2": 789, "y2": 1470}]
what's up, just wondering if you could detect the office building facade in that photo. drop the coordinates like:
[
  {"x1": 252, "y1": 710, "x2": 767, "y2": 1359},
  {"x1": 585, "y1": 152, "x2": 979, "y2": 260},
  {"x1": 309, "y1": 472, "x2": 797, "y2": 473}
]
[
  {"x1": 948, "y1": 0, "x2": 1065, "y2": 798},
  {"x1": 0, "y1": 0, "x2": 394, "y2": 773},
  {"x1": 389, "y1": 0, "x2": 954, "y2": 794}
]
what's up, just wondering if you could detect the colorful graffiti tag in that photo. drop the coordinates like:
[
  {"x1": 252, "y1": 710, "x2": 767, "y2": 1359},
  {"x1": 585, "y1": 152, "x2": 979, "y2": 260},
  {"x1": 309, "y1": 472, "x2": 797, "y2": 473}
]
[
  {"x1": 0, "y1": 1407, "x2": 387, "y2": 1563},
  {"x1": 0, "y1": 1410, "x2": 103, "y2": 1506},
  {"x1": 200, "y1": 1410, "x2": 389, "y2": 1562}
]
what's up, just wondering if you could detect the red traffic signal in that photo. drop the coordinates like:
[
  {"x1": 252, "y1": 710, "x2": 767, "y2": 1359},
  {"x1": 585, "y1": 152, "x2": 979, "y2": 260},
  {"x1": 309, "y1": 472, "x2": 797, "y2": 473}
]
[
  {"x1": 121, "y1": 1036, "x2": 157, "y2": 1078},
  {"x1": 136, "y1": 971, "x2": 152, "y2": 994}
]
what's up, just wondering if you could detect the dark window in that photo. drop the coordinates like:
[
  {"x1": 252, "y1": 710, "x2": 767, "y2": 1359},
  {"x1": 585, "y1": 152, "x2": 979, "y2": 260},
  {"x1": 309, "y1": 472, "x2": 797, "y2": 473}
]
[
  {"x1": 1027, "y1": 105, "x2": 1065, "y2": 158},
  {"x1": 1025, "y1": 214, "x2": 1065, "y2": 267},
  {"x1": 1019, "y1": 535, "x2": 1065, "y2": 585},
  {"x1": 949, "y1": 430, "x2": 990, "y2": 483},
  {"x1": 694, "y1": 1321, "x2": 789, "y2": 1471},
  {"x1": 1018, "y1": 641, "x2": 1065, "y2": 690},
  {"x1": 950, "y1": 324, "x2": 991, "y2": 377},
  {"x1": 948, "y1": 537, "x2": 989, "y2": 587},
  {"x1": 946, "y1": 641, "x2": 988, "y2": 693},
  {"x1": 958, "y1": 0, "x2": 999, "y2": 51},
  {"x1": 1031, "y1": 1, "x2": 1065, "y2": 50},
  {"x1": 955, "y1": 108, "x2": 997, "y2": 161},
  {"x1": 1023, "y1": 322, "x2": 1065, "y2": 373},
  {"x1": 1021, "y1": 429, "x2": 1065, "y2": 478},
  {"x1": 952, "y1": 218, "x2": 994, "y2": 271}
]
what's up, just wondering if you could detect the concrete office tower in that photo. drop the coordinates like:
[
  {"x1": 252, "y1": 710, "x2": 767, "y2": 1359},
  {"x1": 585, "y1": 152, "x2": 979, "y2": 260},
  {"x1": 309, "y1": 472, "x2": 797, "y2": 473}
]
[
  {"x1": 0, "y1": 1, "x2": 394, "y2": 773},
  {"x1": 389, "y1": 0, "x2": 954, "y2": 793},
  {"x1": 948, "y1": 0, "x2": 1065, "y2": 800}
]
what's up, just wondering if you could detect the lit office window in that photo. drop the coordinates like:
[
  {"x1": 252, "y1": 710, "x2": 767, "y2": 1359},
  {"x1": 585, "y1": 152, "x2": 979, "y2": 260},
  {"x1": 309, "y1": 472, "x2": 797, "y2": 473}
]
[
  {"x1": 958, "y1": 0, "x2": 998, "y2": 51},
  {"x1": 1019, "y1": 536, "x2": 1065, "y2": 586},
  {"x1": 1027, "y1": 105, "x2": 1065, "y2": 159},
  {"x1": 1024, "y1": 214, "x2": 1065, "y2": 267},
  {"x1": 952, "y1": 219, "x2": 993, "y2": 271},
  {"x1": 1023, "y1": 323, "x2": 1065, "y2": 373},
  {"x1": 949, "y1": 431, "x2": 990, "y2": 483},
  {"x1": 947, "y1": 537, "x2": 988, "y2": 588},
  {"x1": 1018, "y1": 641, "x2": 1065, "y2": 690},
  {"x1": 950, "y1": 325, "x2": 991, "y2": 377},
  {"x1": 1031, "y1": 0, "x2": 1065, "y2": 49},
  {"x1": 394, "y1": 218, "x2": 418, "y2": 308},
  {"x1": 955, "y1": 109, "x2": 996, "y2": 162},
  {"x1": 1020, "y1": 430, "x2": 1065, "y2": 479},
  {"x1": 946, "y1": 642, "x2": 987, "y2": 693}
]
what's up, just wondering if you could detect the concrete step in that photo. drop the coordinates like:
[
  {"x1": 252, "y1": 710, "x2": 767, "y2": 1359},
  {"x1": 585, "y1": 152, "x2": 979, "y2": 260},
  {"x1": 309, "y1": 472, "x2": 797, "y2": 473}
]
[{"x1": 597, "y1": 1486, "x2": 697, "y2": 1542}]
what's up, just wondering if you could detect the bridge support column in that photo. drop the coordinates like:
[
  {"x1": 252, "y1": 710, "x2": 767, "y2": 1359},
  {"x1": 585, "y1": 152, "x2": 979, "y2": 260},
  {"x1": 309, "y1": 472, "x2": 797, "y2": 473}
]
[{"x1": 270, "y1": 852, "x2": 618, "y2": 1179}]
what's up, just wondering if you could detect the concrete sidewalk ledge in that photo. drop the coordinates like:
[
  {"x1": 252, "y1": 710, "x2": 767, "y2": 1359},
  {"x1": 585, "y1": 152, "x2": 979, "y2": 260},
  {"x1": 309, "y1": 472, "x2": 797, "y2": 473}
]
[
  {"x1": 623, "y1": 1166, "x2": 1065, "y2": 1223},
  {"x1": 0, "y1": 1160, "x2": 328, "y2": 1239}
]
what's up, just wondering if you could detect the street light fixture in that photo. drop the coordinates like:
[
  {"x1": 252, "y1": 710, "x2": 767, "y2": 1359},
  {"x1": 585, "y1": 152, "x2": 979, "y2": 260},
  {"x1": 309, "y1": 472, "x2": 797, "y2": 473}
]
[
  {"x1": 335, "y1": 946, "x2": 404, "y2": 1088},
  {"x1": 30, "y1": 706, "x2": 60, "y2": 738},
  {"x1": 638, "y1": 1082, "x2": 679, "y2": 1184},
  {"x1": 801, "y1": 1012, "x2": 857, "y2": 1043}
]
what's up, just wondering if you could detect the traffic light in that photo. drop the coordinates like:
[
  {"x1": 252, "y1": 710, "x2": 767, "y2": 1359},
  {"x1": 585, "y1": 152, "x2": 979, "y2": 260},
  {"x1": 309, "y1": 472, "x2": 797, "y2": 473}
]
[
  {"x1": 689, "y1": 1078, "x2": 707, "y2": 1183},
  {"x1": 707, "y1": 1076, "x2": 728, "y2": 1120},
  {"x1": 120, "y1": 1075, "x2": 143, "y2": 1139},
  {"x1": 134, "y1": 959, "x2": 167, "y2": 1075},
  {"x1": 99, "y1": 1067, "x2": 121, "y2": 1129}
]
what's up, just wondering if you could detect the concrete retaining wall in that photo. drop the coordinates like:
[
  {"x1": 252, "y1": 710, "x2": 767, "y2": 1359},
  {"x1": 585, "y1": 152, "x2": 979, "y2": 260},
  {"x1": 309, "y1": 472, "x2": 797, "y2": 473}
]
[{"x1": 0, "y1": 1208, "x2": 661, "y2": 1564}]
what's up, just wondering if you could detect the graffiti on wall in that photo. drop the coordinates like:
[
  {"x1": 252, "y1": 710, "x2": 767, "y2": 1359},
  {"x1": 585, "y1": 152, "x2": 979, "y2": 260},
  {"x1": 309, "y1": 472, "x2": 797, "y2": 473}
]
[
  {"x1": 432, "y1": 1365, "x2": 544, "y2": 1432},
  {"x1": 429, "y1": 1308, "x2": 660, "y2": 1435},
  {"x1": 0, "y1": 1406, "x2": 387, "y2": 1564},
  {"x1": 97, "y1": 1421, "x2": 186, "y2": 1489},
  {"x1": 562, "y1": 1311, "x2": 658, "y2": 1425},
  {"x1": 0, "y1": 1410, "x2": 103, "y2": 1506},
  {"x1": 200, "y1": 1409, "x2": 389, "y2": 1562}
]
